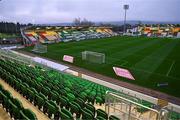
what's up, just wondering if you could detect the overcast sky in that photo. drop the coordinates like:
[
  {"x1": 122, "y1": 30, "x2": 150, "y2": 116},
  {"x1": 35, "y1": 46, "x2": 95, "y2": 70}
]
[{"x1": 0, "y1": 0, "x2": 180, "y2": 24}]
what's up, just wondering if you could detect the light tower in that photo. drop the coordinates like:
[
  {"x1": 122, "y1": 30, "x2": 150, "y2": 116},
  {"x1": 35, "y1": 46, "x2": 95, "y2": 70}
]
[{"x1": 123, "y1": 4, "x2": 129, "y2": 34}]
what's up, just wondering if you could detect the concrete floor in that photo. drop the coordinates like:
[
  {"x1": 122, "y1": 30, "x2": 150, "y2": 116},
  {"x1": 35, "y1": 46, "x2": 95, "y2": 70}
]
[{"x1": 0, "y1": 106, "x2": 11, "y2": 120}]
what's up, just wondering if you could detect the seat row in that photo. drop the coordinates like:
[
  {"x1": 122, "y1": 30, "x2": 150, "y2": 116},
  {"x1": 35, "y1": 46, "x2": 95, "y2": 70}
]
[
  {"x1": 0, "y1": 84, "x2": 37, "y2": 120},
  {"x1": 1, "y1": 71, "x2": 119, "y2": 120},
  {"x1": 0, "y1": 59, "x2": 120, "y2": 120},
  {"x1": 0, "y1": 59, "x2": 113, "y2": 106}
]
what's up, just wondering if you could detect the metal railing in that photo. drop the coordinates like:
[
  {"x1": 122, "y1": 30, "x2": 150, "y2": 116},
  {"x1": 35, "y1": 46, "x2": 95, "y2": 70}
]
[{"x1": 105, "y1": 91, "x2": 179, "y2": 120}]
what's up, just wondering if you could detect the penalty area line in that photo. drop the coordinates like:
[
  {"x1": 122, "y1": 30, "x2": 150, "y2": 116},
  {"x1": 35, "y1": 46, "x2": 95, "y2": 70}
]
[
  {"x1": 166, "y1": 60, "x2": 175, "y2": 77},
  {"x1": 121, "y1": 61, "x2": 128, "y2": 66}
]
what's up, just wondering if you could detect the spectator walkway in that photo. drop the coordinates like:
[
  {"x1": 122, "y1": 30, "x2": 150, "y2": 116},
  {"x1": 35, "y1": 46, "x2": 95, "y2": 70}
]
[{"x1": 0, "y1": 106, "x2": 11, "y2": 120}]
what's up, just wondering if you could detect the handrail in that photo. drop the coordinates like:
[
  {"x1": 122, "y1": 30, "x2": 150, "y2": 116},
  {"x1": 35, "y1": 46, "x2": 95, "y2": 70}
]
[{"x1": 106, "y1": 91, "x2": 159, "y2": 113}]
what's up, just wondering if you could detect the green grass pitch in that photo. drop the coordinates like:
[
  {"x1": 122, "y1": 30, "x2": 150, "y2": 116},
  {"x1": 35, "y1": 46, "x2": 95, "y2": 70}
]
[{"x1": 22, "y1": 36, "x2": 180, "y2": 98}]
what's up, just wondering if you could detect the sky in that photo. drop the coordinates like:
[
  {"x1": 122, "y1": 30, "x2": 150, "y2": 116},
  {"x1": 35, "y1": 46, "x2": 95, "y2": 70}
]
[{"x1": 0, "y1": 0, "x2": 180, "y2": 24}]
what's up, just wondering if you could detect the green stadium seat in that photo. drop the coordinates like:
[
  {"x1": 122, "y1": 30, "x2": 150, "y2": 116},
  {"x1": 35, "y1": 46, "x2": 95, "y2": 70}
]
[
  {"x1": 61, "y1": 108, "x2": 74, "y2": 119},
  {"x1": 12, "y1": 98, "x2": 23, "y2": 110},
  {"x1": 41, "y1": 86, "x2": 51, "y2": 97},
  {"x1": 35, "y1": 82, "x2": 43, "y2": 92},
  {"x1": 49, "y1": 90, "x2": 59, "y2": 102},
  {"x1": 2, "y1": 90, "x2": 12, "y2": 109},
  {"x1": 96, "y1": 96, "x2": 103, "y2": 105},
  {"x1": 75, "y1": 98, "x2": 85, "y2": 108},
  {"x1": 27, "y1": 87, "x2": 38, "y2": 103},
  {"x1": 14, "y1": 78, "x2": 21, "y2": 91},
  {"x1": 3, "y1": 89, "x2": 12, "y2": 98},
  {"x1": 96, "y1": 109, "x2": 108, "y2": 120},
  {"x1": 29, "y1": 79, "x2": 37, "y2": 89},
  {"x1": 59, "y1": 89, "x2": 67, "y2": 96},
  {"x1": 60, "y1": 96, "x2": 69, "y2": 109},
  {"x1": 20, "y1": 110, "x2": 29, "y2": 120},
  {"x1": 87, "y1": 91, "x2": 96, "y2": 104},
  {"x1": 20, "y1": 109, "x2": 37, "y2": 120},
  {"x1": 26, "y1": 76, "x2": 32, "y2": 83},
  {"x1": 84, "y1": 89, "x2": 91, "y2": 95},
  {"x1": 0, "y1": 91, "x2": 3, "y2": 104},
  {"x1": 64, "y1": 87, "x2": 71, "y2": 93},
  {"x1": 52, "y1": 85, "x2": 59, "y2": 91},
  {"x1": 109, "y1": 115, "x2": 120, "y2": 120},
  {"x1": 67, "y1": 93, "x2": 75, "y2": 102},
  {"x1": 47, "y1": 82, "x2": 54, "y2": 90},
  {"x1": 11, "y1": 75, "x2": 16, "y2": 86},
  {"x1": 43, "y1": 100, "x2": 59, "y2": 118},
  {"x1": 85, "y1": 103, "x2": 96, "y2": 117},
  {"x1": 79, "y1": 92, "x2": 87, "y2": 100},
  {"x1": 0, "y1": 91, "x2": 8, "y2": 108},
  {"x1": 170, "y1": 112, "x2": 180, "y2": 120},
  {"x1": 60, "y1": 110, "x2": 71, "y2": 120},
  {"x1": 7, "y1": 76, "x2": 14, "y2": 86},
  {"x1": 69, "y1": 101, "x2": 81, "y2": 118},
  {"x1": 0, "y1": 84, "x2": 4, "y2": 101},
  {"x1": 96, "y1": 116, "x2": 107, "y2": 120},
  {"x1": 8, "y1": 99, "x2": 20, "y2": 119},
  {"x1": 20, "y1": 83, "x2": 29, "y2": 97},
  {"x1": 34, "y1": 92, "x2": 47, "y2": 109},
  {"x1": 81, "y1": 108, "x2": 94, "y2": 120}
]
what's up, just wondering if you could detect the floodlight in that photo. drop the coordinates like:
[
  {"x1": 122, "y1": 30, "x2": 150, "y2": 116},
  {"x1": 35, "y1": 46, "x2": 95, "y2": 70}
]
[
  {"x1": 123, "y1": 4, "x2": 129, "y2": 34},
  {"x1": 124, "y1": 4, "x2": 129, "y2": 10}
]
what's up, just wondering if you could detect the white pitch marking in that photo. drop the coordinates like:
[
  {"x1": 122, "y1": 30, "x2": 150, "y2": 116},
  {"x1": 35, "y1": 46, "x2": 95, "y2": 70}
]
[
  {"x1": 166, "y1": 60, "x2": 175, "y2": 76},
  {"x1": 121, "y1": 61, "x2": 128, "y2": 66}
]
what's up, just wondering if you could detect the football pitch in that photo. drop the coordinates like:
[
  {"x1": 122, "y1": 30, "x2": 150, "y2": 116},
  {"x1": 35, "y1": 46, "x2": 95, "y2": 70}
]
[{"x1": 23, "y1": 36, "x2": 180, "y2": 97}]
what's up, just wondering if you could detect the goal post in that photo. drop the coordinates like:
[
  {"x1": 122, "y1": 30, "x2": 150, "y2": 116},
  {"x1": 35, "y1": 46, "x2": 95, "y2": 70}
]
[
  {"x1": 82, "y1": 51, "x2": 105, "y2": 64},
  {"x1": 32, "y1": 43, "x2": 47, "y2": 53}
]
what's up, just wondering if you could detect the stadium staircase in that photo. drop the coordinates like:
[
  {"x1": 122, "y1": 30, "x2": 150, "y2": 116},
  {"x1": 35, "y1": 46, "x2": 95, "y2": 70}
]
[
  {"x1": 0, "y1": 106, "x2": 11, "y2": 120},
  {"x1": 20, "y1": 27, "x2": 34, "y2": 45}
]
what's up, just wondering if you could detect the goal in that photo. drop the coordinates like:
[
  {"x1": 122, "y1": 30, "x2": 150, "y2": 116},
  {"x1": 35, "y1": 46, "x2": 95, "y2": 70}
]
[
  {"x1": 82, "y1": 51, "x2": 105, "y2": 64},
  {"x1": 32, "y1": 43, "x2": 47, "y2": 53}
]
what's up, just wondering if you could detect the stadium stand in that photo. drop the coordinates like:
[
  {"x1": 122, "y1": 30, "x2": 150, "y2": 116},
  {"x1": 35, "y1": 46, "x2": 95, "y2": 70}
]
[
  {"x1": 60, "y1": 30, "x2": 74, "y2": 42},
  {"x1": 23, "y1": 27, "x2": 117, "y2": 44},
  {"x1": 0, "y1": 59, "x2": 118, "y2": 119},
  {"x1": 71, "y1": 31, "x2": 86, "y2": 41},
  {"x1": 39, "y1": 31, "x2": 59, "y2": 43},
  {"x1": 25, "y1": 32, "x2": 38, "y2": 42},
  {"x1": 0, "y1": 49, "x2": 180, "y2": 120},
  {"x1": 24, "y1": 31, "x2": 59, "y2": 44}
]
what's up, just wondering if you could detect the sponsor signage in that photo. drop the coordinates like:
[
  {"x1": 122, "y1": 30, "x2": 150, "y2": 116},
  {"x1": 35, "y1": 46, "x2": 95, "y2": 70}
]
[
  {"x1": 63, "y1": 55, "x2": 74, "y2": 63},
  {"x1": 113, "y1": 67, "x2": 135, "y2": 80}
]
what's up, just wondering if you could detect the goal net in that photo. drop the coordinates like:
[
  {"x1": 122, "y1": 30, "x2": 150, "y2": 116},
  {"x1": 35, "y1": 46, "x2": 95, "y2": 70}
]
[
  {"x1": 32, "y1": 43, "x2": 47, "y2": 53},
  {"x1": 82, "y1": 51, "x2": 105, "y2": 64}
]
